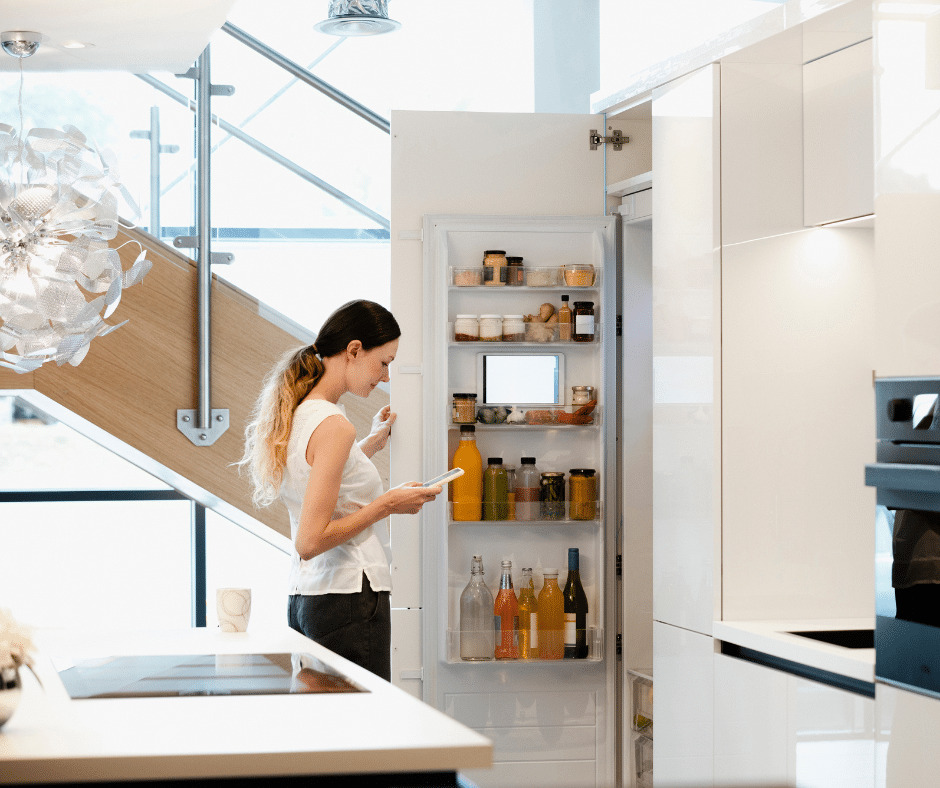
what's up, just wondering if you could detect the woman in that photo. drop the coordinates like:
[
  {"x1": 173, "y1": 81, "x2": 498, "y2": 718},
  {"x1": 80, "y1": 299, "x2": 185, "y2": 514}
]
[{"x1": 241, "y1": 299, "x2": 440, "y2": 680}]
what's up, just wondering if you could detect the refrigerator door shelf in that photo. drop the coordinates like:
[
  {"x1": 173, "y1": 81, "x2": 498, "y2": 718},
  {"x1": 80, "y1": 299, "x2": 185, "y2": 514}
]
[{"x1": 446, "y1": 627, "x2": 605, "y2": 663}]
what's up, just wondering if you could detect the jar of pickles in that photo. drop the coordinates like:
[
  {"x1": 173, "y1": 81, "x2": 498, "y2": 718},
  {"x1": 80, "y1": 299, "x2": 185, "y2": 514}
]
[
  {"x1": 539, "y1": 471, "x2": 566, "y2": 520},
  {"x1": 568, "y1": 468, "x2": 597, "y2": 520},
  {"x1": 483, "y1": 250, "x2": 508, "y2": 286}
]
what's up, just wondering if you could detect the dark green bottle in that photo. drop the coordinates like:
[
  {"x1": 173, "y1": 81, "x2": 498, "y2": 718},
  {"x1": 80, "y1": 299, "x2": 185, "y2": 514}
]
[{"x1": 563, "y1": 547, "x2": 589, "y2": 659}]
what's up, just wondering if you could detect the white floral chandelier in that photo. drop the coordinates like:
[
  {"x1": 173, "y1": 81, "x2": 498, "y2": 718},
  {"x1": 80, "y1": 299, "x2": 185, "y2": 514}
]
[{"x1": 0, "y1": 31, "x2": 150, "y2": 373}]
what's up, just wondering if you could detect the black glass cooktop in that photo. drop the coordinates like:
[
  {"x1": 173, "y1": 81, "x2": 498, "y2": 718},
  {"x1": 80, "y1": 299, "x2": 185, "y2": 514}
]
[{"x1": 56, "y1": 652, "x2": 366, "y2": 699}]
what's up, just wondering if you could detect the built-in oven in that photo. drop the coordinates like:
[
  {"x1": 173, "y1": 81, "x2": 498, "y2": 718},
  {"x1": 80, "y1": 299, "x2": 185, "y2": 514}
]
[{"x1": 866, "y1": 377, "x2": 940, "y2": 698}]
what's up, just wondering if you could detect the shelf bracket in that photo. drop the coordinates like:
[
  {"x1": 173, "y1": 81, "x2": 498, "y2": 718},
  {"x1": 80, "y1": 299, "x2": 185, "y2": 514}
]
[{"x1": 589, "y1": 128, "x2": 628, "y2": 151}]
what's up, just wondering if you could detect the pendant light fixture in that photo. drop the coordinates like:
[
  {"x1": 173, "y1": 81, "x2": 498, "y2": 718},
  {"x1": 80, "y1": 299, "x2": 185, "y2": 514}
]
[
  {"x1": 0, "y1": 31, "x2": 150, "y2": 373},
  {"x1": 314, "y1": 0, "x2": 401, "y2": 37}
]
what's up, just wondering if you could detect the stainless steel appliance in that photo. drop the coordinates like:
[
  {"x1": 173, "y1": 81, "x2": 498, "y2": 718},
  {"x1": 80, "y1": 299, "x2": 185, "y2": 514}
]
[{"x1": 866, "y1": 377, "x2": 940, "y2": 698}]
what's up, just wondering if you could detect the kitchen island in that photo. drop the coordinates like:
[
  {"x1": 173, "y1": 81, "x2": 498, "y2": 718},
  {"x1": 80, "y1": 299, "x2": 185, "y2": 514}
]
[{"x1": 0, "y1": 626, "x2": 492, "y2": 785}]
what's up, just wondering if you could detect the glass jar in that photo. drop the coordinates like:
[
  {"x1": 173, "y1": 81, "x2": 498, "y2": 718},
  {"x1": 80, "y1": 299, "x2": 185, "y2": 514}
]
[
  {"x1": 568, "y1": 468, "x2": 597, "y2": 520},
  {"x1": 539, "y1": 471, "x2": 566, "y2": 520},
  {"x1": 572, "y1": 301, "x2": 595, "y2": 342},
  {"x1": 571, "y1": 385, "x2": 595, "y2": 405},
  {"x1": 483, "y1": 250, "x2": 507, "y2": 287},
  {"x1": 479, "y1": 314, "x2": 503, "y2": 341},
  {"x1": 506, "y1": 256, "x2": 524, "y2": 286},
  {"x1": 454, "y1": 315, "x2": 479, "y2": 342},
  {"x1": 502, "y1": 314, "x2": 525, "y2": 342},
  {"x1": 452, "y1": 393, "x2": 477, "y2": 424},
  {"x1": 562, "y1": 263, "x2": 596, "y2": 287}
]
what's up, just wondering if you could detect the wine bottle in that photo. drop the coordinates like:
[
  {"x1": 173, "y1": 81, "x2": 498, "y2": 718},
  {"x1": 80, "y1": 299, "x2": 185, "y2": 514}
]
[
  {"x1": 563, "y1": 547, "x2": 589, "y2": 659},
  {"x1": 459, "y1": 555, "x2": 495, "y2": 661},
  {"x1": 517, "y1": 567, "x2": 539, "y2": 659}
]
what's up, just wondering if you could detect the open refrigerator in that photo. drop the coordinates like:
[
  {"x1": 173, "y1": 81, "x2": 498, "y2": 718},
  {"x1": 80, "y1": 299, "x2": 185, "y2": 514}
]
[{"x1": 390, "y1": 110, "x2": 653, "y2": 788}]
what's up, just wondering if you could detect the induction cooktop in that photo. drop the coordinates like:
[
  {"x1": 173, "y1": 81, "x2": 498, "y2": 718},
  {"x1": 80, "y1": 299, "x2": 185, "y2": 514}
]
[{"x1": 55, "y1": 652, "x2": 366, "y2": 699}]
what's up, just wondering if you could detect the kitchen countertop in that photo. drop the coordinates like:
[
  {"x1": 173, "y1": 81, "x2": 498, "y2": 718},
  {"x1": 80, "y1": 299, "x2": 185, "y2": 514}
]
[
  {"x1": 713, "y1": 618, "x2": 875, "y2": 685},
  {"x1": 1, "y1": 626, "x2": 492, "y2": 784}
]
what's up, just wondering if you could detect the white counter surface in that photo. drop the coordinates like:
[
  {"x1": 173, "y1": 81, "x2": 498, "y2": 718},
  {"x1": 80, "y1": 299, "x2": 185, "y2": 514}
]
[
  {"x1": 713, "y1": 618, "x2": 875, "y2": 685},
  {"x1": 1, "y1": 627, "x2": 492, "y2": 783}
]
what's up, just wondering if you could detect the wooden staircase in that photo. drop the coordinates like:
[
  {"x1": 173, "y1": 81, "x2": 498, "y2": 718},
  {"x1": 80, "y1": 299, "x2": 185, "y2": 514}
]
[{"x1": 0, "y1": 226, "x2": 389, "y2": 542}]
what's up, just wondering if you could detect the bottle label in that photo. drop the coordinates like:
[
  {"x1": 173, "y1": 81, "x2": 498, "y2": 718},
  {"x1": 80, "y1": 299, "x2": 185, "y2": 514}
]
[
  {"x1": 564, "y1": 613, "x2": 576, "y2": 646},
  {"x1": 530, "y1": 613, "x2": 538, "y2": 649}
]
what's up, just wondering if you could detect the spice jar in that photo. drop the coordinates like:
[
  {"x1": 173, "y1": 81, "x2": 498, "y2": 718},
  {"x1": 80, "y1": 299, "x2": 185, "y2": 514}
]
[
  {"x1": 571, "y1": 385, "x2": 595, "y2": 405},
  {"x1": 502, "y1": 314, "x2": 525, "y2": 342},
  {"x1": 568, "y1": 468, "x2": 597, "y2": 520},
  {"x1": 483, "y1": 250, "x2": 508, "y2": 287},
  {"x1": 452, "y1": 393, "x2": 477, "y2": 424},
  {"x1": 506, "y1": 256, "x2": 524, "y2": 286},
  {"x1": 454, "y1": 315, "x2": 479, "y2": 342},
  {"x1": 479, "y1": 314, "x2": 503, "y2": 342},
  {"x1": 572, "y1": 301, "x2": 595, "y2": 342},
  {"x1": 540, "y1": 471, "x2": 566, "y2": 520}
]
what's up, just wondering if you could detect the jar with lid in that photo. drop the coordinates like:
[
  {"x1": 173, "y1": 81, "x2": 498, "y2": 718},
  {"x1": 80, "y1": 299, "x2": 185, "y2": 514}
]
[
  {"x1": 454, "y1": 315, "x2": 479, "y2": 342},
  {"x1": 571, "y1": 385, "x2": 595, "y2": 405},
  {"x1": 479, "y1": 314, "x2": 503, "y2": 342},
  {"x1": 482, "y1": 250, "x2": 508, "y2": 287},
  {"x1": 540, "y1": 471, "x2": 566, "y2": 520},
  {"x1": 506, "y1": 256, "x2": 524, "y2": 286},
  {"x1": 452, "y1": 393, "x2": 477, "y2": 424},
  {"x1": 572, "y1": 301, "x2": 595, "y2": 342},
  {"x1": 502, "y1": 314, "x2": 525, "y2": 342},
  {"x1": 568, "y1": 468, "x2": 597, "y2": 520}
]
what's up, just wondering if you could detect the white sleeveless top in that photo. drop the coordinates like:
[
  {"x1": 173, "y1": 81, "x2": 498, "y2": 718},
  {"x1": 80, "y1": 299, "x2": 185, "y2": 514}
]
[{"x1": 280, "y1": 398, "x2": 392, "y2": 595}]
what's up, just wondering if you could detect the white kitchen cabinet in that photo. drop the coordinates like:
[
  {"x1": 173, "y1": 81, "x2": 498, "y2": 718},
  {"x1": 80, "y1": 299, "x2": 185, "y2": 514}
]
[
  {"x1": 803, "y1": 38, "x2": 874, "y2": 227},
  {"x1": 651, "y1": 64, "x2": 722, "y2": 637},
  {"x1": 877, "y1": 682, "x2": 940, "y2": 787},
  {"x1": 715, "y1": 652, "x2": 876, "y2": 787}
]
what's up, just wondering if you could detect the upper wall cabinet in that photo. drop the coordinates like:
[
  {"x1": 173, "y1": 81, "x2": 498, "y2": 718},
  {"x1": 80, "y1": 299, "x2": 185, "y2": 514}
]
[{"x1": 803, "y1": 38, "x2": 874, "y2": 226}]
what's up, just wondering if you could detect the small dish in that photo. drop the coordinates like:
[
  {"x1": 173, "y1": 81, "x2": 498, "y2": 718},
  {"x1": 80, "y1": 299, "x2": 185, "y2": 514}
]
[{"x1": 561, "y1": 264, "x2": 596, "y2": 287}]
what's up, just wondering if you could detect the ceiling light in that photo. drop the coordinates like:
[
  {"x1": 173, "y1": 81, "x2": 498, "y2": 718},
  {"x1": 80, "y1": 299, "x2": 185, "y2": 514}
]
[
  {"x1": 61, "y1": 41, "x2": 91, "y2": 50},
  {"x1": 314, "y1": 0, "x2": 401, "y2": 37},
  {"x1": 0, "y1": 32, "x2": 150, "y2": 372},
  {"x1": 1, "y1": 31, "x2": 41, "y2": 59}
]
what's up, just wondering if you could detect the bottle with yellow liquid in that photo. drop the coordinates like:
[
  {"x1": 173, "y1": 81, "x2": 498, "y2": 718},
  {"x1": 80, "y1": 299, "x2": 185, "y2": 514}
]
[
  {"x1": 517, "y1": 567, "x2": 539, "y2": 659},
  {"x1": 537, "y1": 568, "x2": 564, "y2": 659},
  {"x1": 451, "y1": 425, "x2": 482, "y2": 521}
]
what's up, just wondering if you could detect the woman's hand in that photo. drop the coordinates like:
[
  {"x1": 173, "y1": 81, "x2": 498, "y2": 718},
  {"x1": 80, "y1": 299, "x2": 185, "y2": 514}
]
[
  {"x1": 382, "y1": 481, "x2": 442, "y2": 515},
  {"x1": 359, "y1": 404, "x2": 396, "y2": 458}
]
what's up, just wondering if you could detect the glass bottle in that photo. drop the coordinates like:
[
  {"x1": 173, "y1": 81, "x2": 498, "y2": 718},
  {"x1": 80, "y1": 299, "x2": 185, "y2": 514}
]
[
  {"x1": 557, "y1": 294, "x2": 572, "y2": 341},
  {"x1": 505, "y1": 464, "x2": 516, "y2": 520},
  {"x1": 517, "y1": 567, "x2": 539, "y2": 659},
  {"x1": 537, "y1": 568, "x2": 564, "y2": 660},
  {"x1": 459, "y1": 555, "x2": 495, "y2": 661},
  {"x1": 494, "y1": 560, "x2": 519, "y2": 659},
  {"x1": 483, "y1": 457, "x2": 509, "y2": 521},
  {"x1": 515, "y1": 457, "x2": 541, "y2": 521},
  {"x1": 451, "y1": 425, "x2": 482, "y2": 521},
  {"x1": 563, "y1": 548, "x2": 589, "y2": 659},
  {"x1": 572, "y1": 301, "x2": 595, "y2": 342}
]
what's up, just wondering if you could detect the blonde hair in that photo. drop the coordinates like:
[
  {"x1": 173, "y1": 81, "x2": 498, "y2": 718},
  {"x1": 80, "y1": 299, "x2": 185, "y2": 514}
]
[
  {"x1": 239, "y1": 299, "x2": 401, "y2": 508},
  {"x1": 239, "y1": 344, "x2": 323, "y2": 507}
]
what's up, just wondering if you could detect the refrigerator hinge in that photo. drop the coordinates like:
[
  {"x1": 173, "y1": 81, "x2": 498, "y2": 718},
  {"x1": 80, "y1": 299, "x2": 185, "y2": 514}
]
[
  {"x1": 616, "y1": 633, "x2": 623, "y2": 658},
  {"x1": 616, "y1": 554, "x2": 622, "y2": 577},
  {"x1": 616, "y1": 314, "x2": 623, "y2": 337},
  {"x1": 589, "y1": 128, "x2": 629, "y2": 151}
]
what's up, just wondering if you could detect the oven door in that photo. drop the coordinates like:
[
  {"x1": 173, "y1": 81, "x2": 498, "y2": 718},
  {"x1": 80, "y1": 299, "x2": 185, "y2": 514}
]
[{"x1": 868, "y1": 379, "x2": 940, "y2": 699}]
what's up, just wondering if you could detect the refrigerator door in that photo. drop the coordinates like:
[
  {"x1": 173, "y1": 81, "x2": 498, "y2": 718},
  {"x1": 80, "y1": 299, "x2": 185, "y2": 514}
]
[{"x1": 391, "y1": 110, "x2": 615, "y2": 788}]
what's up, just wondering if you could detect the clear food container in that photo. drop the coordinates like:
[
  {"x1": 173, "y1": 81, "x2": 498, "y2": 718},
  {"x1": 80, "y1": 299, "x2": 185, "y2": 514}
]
[
  {"x1": 525, "y1": 266, "x2": 558, "y2": 287},
  {"x1": 452, "y1": 267, "x2": 484, "y2": 286},
  {"x1": 561, "y1": 263, "x2": 596, "y2": 287}
]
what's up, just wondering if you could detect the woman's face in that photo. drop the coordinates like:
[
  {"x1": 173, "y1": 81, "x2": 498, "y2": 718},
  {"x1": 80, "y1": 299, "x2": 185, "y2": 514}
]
[{"x1": 347, "y1": 338, "x2": 398, "y2": 397}]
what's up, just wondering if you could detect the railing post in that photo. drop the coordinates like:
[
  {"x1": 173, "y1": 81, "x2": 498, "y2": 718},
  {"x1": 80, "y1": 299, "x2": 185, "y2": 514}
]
[{"x1": 130, "y1": 105, "x2": 180, "y2": 239}]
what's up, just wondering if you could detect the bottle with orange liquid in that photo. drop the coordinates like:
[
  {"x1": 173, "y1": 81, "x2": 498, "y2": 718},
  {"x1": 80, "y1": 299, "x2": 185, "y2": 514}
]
[
  {"x1": 451, "y1": 425, "x2": 482, "y2": 521},
  {"x1": 517, "y1": 567, "x2": 539, "y2": 659},
  {"x1": 537, "y1": 568, "x2": 564, "y2": 659},
  {"x1": 493, "y1": 560, "x2": 519, "y2": 659}
]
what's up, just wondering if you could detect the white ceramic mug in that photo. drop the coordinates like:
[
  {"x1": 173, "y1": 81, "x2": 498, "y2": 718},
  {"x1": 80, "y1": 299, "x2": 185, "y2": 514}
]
[{"x1": 216, "y1": 587, "x2": 251, "y2": 632}]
